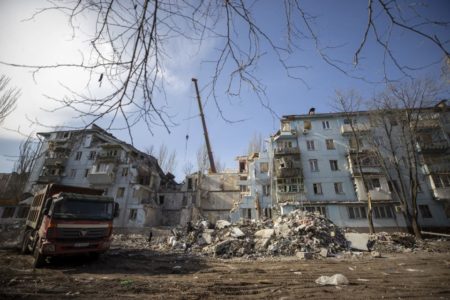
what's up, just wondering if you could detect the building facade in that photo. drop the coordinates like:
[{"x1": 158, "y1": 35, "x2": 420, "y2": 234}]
[
  {"x1": 269, "y1": 103, "x2": 450, "y2": 232},
  {"x1": 26, "y1": 124, "x2": 173, "y2": 228}
]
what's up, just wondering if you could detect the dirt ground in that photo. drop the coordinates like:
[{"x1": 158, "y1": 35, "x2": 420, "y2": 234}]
[{"x1": 1, "y1": 240, "x2": 450, "y2": 299}]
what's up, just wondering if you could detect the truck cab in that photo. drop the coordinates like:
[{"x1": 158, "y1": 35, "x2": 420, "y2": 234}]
[{"x1": 21, "y1": 184, "x2": 118, "y2": 267}]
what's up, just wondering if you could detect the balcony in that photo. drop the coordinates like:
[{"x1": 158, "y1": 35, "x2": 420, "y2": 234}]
[
  {"x1": 96, "y1": 154, "x2": 120, "y2": 164},
  {"x1": 357, "y1": 188, "x2": 392, "y2": 202},
  {"x1": 43, "y1": 157, "x2": 67, "y2": 167},
  {"x1": 275, "y1": 168, "x2": 301, "y2": 178},
  {"x1": 416, "y1": 118, "x2": 440, "y2": 130},
  {"x1": 276, "y1": 193, "x2": 305, "y2": 204},
  {"x1": 37, "y1": 174, "x2": 61, "y2": 183},
  {"x1": 350, "y1": 165, "x2": 383, "y2": 176},
  {"x1": 341, "y1": 123, "x2": 370, "y2": 135},
  {"x1": 274, "y1": 147, "x2": 300, "y2": 156},
  {"x1": 432, "y1": 187, "x2": 450, "y2": 200},
  {"x1": 418, "y1": 141, "x2": 449, "y2": 153},
  {"x1": 422, "y1": 162, "x2": 450, "y2": 174},
  {"x1": 87, "y1": 171, "x2": 115, "y2": 185}
]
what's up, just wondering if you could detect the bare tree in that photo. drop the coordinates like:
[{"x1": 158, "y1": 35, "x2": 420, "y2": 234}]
[
  {"x1": 0, "y1": 74, "x2": 20, "y2": 125},
  {"x1": 146, "y1": 144, "x2": 177, "y2": 174},
  {"x1": 182, "y1": 161, "x2": 194, "y2": 176},
  {"x1": 10, "y1": 134, "x2": 38, "y2": 201},
  {"x1": 368, "y1": 79, "x2": 439, "y2": 239},
  {"x1": 247, "y1": 132, "x2": 264, "y2": 155},
  {"x1": 0, "y1": 1, "x2": 448, "y2": 139},
  {"x1": 335, "y1": 90, "x2": 376, "y2": 234},
  {"x1": 196, "y1": 144, "x2": 209, "y2": 174}
]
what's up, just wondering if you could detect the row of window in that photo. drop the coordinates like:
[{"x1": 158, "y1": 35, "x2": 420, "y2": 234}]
[
  {"x1": 312, "y1": 182, "x2": 345, "y2": 195},
  {"x1": 1, "y1": 207, "x2": 29, "y2": 219},
  {"x1": 348, "y1": 205, "x2": 433, "y2": 219},
  {"x1": 309, "y1": 159, "x2": 340, "y2": 172},
  {"x1": 74, "y1": 151, "x2": 97, "y2": 161},
  {"x1": 306, "y1": 139, "x2": 336, "y2": 151},
  {"x1": 67, "y1": 166, "x2": 129, "y2": 178}
]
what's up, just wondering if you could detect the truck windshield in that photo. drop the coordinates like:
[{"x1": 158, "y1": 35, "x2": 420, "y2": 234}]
[{"x1": 52, "y1": 199, "x2": 114, "y2": 220}]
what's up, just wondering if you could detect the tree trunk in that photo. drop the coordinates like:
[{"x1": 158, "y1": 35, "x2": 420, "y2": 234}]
[{"x1": 367, "y1": 193, "x2": 375, "y2": 234}]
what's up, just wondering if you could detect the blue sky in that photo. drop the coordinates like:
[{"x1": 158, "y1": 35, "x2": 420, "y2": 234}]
[{"x1": 0, "y1": 0, "x2": 449, "y2": 180}]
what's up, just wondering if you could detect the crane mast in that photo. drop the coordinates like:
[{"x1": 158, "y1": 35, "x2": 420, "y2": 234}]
[{"x1": 191, "y1": 78, "x2": 217, "y2": 173}]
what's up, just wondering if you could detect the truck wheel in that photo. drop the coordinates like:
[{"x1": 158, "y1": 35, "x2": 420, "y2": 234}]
[
  {"x1": 33, "y1": 243, "x2": 45, "y2": 268},
  {"x1": 20, "y1": 231, "x2": 32, "y2": 254}
]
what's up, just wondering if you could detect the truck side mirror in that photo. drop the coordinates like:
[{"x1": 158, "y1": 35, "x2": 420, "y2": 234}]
[{"x1": 114, "y1": 202, "x2": 120, "y2": 218}]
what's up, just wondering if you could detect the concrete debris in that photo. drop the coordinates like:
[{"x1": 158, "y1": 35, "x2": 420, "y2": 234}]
[
  {"x1": 370, "y1": 251, "x2": 381, "y2": 258},
  {"x1": 345, "y1": 233, "x2": 370, "y2": 251},
  {"x1": 369, "y1": 232, "x2": 422, "y2": 253},
  {"x1": 296, "y1": 251, "x2": 313, "y2": 260},
  {"x1": 315, "y1": 274, "x2": 349, "y2": 286},
  {"x1": 168, "y1": 210, "x2": 348, "y2": 258},
  {"x1": 215, "y1": 220, "x2": 231, "y2": 229}
]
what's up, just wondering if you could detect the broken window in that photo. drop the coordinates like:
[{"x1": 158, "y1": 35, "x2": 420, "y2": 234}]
[
  {"x1": 129, "y1": 209, "x2": 137, "y2": 221},
  {"x1": 303, "y1": 206, "x2": 327, "y2": 217},
  {"x1": 1, "y1": 207, "x2": 15, "y2": 218},
  {"x1": 322, "y1": 120, "x2": 330, "y2": 129},
  {"x1": 329, "y1": 160, "x2": 339, "y2": 171},
  {"x1": 187, "y1": 178, "x2": 193, "y2": 190},
  {"x1": 263, "y1": 185, "x2": 271, "y2": 196},
  {"x1": 69, "y1": 169, "x2": 77, "y2": 178},
  {"x1": 116, "y1": 187, "x2": 125, "y2": 198},
  {"x1": 158, "y1": 195, "x2": 165, "y2": 205},
  {"x1": 367, "y1": 178, "x2": 381, "y2": 190},
  {"x1": 348, "y1": 206, "x2": 367, "y2": 219},
  {"x1": 240, "y1": 185, "x2": 249, "y2": 193},
  {"x1": 16, "y1": 207, "x2": 29, "y2": 219},
  {"x1": 334, "y1": 182, "x2": 344, "y2": 194},
  {"x1": 306, "y1": 140, "x2": 315, "y2": 151},
  {"x1": 259, "y1": 162, "x2": 269, "y2": 173},
  {"x1": 313, "y1": 183, "x2": 323, "y2": 195},
  {"x1": 309, "y1": 159, "x2": 319, "y2": 172},
  {"x1": 75, "y1": 151, "x2": 82, "y2": 160},
  {"x1": 304, "y1": 120, "x2": 312, "y2": 130},
  {"x1": 263, "y1": 208, "x2": 272, "y2": 218},
  {"x1": 281, "y1": 122, "x2": 291, "y2": 131},
  {"x1": 88, "y1": 151, "x2": 96, "y2": 160},
  {"x1": 419, "y1": 205, "x2": 432, "y2": 218},
  {"x1": 84, "y1": 169, "x2": 89, "y2": 177},
  {"x1": 121, "y1": 167, "x2": 128, "y2": 177},
  {"x1": 239, "y1": 161, "x2": 246, "y2": 173},
  {"x1": 326, "y1": 139, "x2": 335, "y2": 150}
]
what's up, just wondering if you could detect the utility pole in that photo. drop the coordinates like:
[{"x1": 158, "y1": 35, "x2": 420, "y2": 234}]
[{"x1": 192, "y1": 78, "x2": 217, "y2": 173}]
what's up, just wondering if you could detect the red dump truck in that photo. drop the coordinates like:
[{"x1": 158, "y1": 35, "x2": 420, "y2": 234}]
[{"x1": 20, "y1": 184, "x2": 118, "y2": 267}]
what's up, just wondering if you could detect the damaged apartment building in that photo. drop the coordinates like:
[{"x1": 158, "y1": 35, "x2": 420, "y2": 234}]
[
  {"x1": 269, "y1": 103, "x2": 450, "y2": 232},
  {"x1": 158, "y1": 171, "x2": 240, "y2": 226},
  {"x1": 25, "y1": 124, "x2": 176, "y2": 228}
]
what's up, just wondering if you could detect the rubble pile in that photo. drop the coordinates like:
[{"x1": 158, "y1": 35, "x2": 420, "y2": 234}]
[
  {"x1": 112, "y1": 234, "x2": 151, "y2": 249},
  {"x1": 0, "y1": 221, "x2": 25, "y2": 249},
  {"x1": 170, "y1": 210, "x2": 348, "y2": 258},
  {"x1": 370, "y1": 232, "x2": 423, "y2": 253}
]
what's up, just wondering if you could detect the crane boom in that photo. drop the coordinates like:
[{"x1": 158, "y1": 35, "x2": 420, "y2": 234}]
[{"x1": 192, "y1": 78, "x2": 217, "y2": 173}]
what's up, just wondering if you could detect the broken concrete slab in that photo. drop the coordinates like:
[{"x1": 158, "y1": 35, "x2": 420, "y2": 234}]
[
  {"x1": 296, "y1": 251, "x2": 313, "y2": 260},
  {"x1": 315, "y1": 274, "x2": 349, "y2": 286},
  {"x1": 254, "y1": 229, "x2": 274, "y2": 239},
  {"x1": 319, "y1": 248, "x2": 329, "y2": 258},
  {"x1": 345, "y1": 233, "x2": 370, "y2": 251},
  {"x1": 215, "y1": 220, "x2": 231, "y2": 229},
  {"x1": 230, "y1": 227, "x2": 245, "y2": 238}
]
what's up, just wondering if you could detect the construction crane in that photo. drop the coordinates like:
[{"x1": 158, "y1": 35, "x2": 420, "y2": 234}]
[{"x1": 191, "y1": 78, "x2": 217, "y2": 173}]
